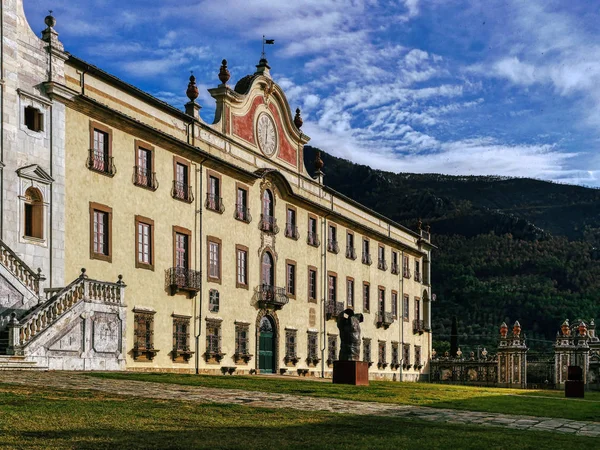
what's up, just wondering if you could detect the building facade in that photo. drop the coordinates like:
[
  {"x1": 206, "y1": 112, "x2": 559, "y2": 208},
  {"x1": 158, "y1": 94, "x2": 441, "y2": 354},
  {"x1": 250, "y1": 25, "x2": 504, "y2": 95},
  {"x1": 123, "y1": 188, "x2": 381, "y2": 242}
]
[{"x1": 0, "y1": 1, "x2": 433, "y2": 380}]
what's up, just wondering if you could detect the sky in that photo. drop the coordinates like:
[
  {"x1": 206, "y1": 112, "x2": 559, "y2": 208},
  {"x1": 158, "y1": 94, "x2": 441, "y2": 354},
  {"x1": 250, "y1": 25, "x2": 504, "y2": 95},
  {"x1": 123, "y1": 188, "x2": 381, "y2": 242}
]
[{"x1": 24, "y1": 0, "x2": 600, "y2": 187}]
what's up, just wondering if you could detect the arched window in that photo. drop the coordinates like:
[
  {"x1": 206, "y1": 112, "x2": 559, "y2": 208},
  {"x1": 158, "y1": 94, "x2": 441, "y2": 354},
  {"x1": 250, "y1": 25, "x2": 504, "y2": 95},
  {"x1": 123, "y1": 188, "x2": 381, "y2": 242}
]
[
  {"x1": 24, "y1": 187, "x2": 44, "y2": 239},
  {"x1": 261, "y1": 251, "x2": 274, "y2": 286},
  {"x1": 262, "y1": 189, "x2": 273, "y2": 217}
]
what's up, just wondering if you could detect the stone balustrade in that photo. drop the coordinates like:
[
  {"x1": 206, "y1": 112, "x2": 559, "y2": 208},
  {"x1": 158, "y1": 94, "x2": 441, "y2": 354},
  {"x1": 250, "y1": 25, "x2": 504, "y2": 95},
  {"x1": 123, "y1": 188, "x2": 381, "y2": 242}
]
[{"x1": 0, "y1": 239, "x2": 45, "y2": 295}]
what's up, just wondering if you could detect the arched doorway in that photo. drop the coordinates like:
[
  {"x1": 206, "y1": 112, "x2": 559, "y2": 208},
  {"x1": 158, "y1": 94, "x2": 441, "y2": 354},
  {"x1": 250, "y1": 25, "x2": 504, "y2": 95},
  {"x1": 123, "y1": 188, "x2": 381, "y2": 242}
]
[{"x1": 258, "y1": 315, "x2": 276, "y2": 373}]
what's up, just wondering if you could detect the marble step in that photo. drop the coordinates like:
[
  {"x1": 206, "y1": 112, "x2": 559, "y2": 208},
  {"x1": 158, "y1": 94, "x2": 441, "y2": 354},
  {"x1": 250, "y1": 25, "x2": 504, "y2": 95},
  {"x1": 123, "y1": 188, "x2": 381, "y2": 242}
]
[{"x1": 0, "y1": 356, "x2": 47, "y2": 370}]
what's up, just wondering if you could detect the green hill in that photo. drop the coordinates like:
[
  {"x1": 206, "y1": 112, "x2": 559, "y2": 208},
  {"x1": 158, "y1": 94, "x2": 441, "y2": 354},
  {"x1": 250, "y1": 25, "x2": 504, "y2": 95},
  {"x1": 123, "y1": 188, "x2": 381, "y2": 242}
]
[{"x1": 303, "y1": 146, "x2": 600, "y2": 351}]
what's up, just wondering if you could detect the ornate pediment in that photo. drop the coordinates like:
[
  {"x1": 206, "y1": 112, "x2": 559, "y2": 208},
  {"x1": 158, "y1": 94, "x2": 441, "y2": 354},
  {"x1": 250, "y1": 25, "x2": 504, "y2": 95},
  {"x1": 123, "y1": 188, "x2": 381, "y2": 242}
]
[{"x1": 16, "y1": 164, "x2": 54, "y2": 184}]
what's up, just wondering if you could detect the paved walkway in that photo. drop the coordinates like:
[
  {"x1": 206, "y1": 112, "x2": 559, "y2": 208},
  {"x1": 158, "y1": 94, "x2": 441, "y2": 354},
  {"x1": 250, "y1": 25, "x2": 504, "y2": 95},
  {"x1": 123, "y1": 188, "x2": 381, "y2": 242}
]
[{"x1": 0, "y1": 371, "x2": 599, "y2": 437}]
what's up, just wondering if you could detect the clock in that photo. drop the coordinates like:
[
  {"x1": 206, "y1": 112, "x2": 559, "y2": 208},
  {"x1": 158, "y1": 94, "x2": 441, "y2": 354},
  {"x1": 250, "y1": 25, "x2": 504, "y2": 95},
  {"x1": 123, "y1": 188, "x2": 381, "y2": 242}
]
[{"x1": 256, "y1": 112, "x2": 277, "y2": 157}]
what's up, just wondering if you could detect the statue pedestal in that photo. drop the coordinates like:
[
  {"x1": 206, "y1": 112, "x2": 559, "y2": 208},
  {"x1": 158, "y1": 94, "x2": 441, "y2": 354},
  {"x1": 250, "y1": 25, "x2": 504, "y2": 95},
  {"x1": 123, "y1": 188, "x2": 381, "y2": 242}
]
[{"x1": 333, "y1": 360, "x2": 369, "y2": 386}]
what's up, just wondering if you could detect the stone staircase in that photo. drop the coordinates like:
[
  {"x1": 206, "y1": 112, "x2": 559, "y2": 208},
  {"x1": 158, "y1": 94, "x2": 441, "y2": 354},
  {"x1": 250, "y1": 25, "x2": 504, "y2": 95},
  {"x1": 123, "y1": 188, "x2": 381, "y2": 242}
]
[{"x1": 0, "y1": 355, "x2": 47, "y2": 370}]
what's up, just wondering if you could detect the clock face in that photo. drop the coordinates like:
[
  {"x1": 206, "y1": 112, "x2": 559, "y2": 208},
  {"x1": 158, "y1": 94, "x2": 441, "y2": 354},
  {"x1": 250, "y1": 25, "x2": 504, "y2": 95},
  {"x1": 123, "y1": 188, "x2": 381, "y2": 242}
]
[{"x1": 257, "y1": 113, "x2": 277, "y2": 157}]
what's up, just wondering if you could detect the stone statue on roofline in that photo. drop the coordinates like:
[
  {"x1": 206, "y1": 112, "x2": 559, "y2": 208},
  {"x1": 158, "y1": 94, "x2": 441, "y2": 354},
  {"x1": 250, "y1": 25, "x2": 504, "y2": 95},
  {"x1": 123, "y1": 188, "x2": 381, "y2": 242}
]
[{"x1": 337, "y1": 308, "x2": 364, "y2": 361}]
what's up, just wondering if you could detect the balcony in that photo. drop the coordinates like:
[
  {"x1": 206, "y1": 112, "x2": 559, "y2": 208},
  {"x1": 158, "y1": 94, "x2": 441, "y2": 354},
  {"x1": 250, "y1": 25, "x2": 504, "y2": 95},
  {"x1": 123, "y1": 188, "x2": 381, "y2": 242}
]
[
  {"x1": 377, "y1": 259, "x2": 388, "y2": 271},
  {"x1": 256, "y1": 284, "x2": 289, "y2": 310},
  {"x1": 307, "y1": 231, "x2": 320, "y2": 247},
  {"x1": 403, "y1": 268, "x2": 411, "y2": 279},
  {"x1": 362, "y1": 253, "x2": 372, "y2": 266},
  {"x1": 165, "y1": 267, "x2": 201, "y2": 297},
  {"x1": 133, "y1": 166, "x2": 158, "y2": 191},
  {"x1": 414, "y1": 272, "x2": 422, "y2": 283},
  {"x1": 171, "y1": 181, "x2": 194, "y2": 203},
  {"x1": 205, "y1": 193, "x2": 225, "y2": 213},
  {"x1": 391, "y1": 262, "x2": 399, "y2": 275},
  {"x1": 327, "y1": 239, "x2": 340, "y2": 254},
  {"x1": 234, "y1": 204, "x2": 252, "y2": 223},
  {"x1": 259, "y1": 214, "x2": 279, "y2": 234},
  {"x1": 284, "y1": 223, "x2": 300, "y2": 240},
  {"x1": 87, "y1": 149, "x2": 116, "y2": 177},
  {"x1": 346, "y1": 247, "x2": 357, "y2": 260},
  {"x1": 377, "y1": 312, "x2": 395, "y2": 328},
  {"x1": 413, "y1": 319, "x2": 424, "y2": 334},
  {"x1": 326, "y1": 300, "x2": 345, "y2": 320}
]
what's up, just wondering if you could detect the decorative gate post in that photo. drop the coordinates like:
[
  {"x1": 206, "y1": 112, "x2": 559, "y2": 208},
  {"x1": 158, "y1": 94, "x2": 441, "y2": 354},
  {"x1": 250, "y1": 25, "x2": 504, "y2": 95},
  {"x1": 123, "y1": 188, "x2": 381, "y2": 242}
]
[
  {"x1": 555, "y1": 319, "x2": 591, "y2": 389},
  {"x1": 497, "y1": 321, "x2": 528, "y2": 388}
]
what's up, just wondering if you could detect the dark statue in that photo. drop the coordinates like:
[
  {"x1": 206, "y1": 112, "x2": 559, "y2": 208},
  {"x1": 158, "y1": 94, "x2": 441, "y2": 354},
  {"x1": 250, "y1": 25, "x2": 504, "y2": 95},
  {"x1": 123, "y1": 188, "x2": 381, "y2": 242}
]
[{"x1": 337, "y1": 308, "x2": 364, "y2": 361}]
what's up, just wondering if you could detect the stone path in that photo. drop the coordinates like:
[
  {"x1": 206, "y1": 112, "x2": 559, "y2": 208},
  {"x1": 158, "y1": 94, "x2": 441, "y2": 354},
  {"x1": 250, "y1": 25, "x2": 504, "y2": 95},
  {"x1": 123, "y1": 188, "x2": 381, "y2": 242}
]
[{"x1": 0, "y1": 371, "x2": 599, "y2": 437}]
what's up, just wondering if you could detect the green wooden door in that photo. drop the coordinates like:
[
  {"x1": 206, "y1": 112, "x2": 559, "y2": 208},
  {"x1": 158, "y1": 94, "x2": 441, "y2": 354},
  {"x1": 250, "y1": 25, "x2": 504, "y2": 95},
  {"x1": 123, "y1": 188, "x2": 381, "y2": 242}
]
[{"x1": 259, "y1": 316, "x2": 275, "y2": 373}]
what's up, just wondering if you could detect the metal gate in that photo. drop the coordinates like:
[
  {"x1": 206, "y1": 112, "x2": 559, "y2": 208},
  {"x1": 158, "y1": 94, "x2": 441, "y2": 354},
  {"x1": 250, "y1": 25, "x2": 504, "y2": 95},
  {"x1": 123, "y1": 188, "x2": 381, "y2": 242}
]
[{"x1": 527, "y1": 352, "x2": 555, "y2": 389}]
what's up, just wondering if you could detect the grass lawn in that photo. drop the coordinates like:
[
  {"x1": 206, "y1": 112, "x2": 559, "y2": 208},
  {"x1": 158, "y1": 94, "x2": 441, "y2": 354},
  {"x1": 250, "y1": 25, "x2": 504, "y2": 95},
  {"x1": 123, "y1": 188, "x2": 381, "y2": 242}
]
[
  {"x1": 90, "y1": 372, "x2": 600, "y2": 422},
  {"x1": 0, "y1": 383, "x2": 596, "y2": 450}
]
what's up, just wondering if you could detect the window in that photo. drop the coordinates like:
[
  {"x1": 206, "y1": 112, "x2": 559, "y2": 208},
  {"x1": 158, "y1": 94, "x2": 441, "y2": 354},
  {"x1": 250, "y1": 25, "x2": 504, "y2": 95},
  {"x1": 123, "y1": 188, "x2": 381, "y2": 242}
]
[
  {"x1": 235, "y1": 184, "x2": 251, "y2": 223},
  {"x1": 135, "y1": 216, "x2": 154, "y2": 270},
  {"x1": 208, "y1": 289, "x2": 220, "y2": 312},
  {"x1": 327, "y1": 334, "x2": 337, "y2": 364},
  {"x1": 89, "y1": 202, "x2": 112, "y2": 262},
  {"x1": 328, "y1": 273, "x2": 337, "y2": 302},
  {"x1": 174, "y1": 228, "x2": 190, "y2": 269},
  {"x1": 172, "y1": 157, "x2": 192, "y2": 202},
  {"x1": 207, "y1": 236, "x2": 222, "y2": 283},
  {"x1": 133, "y1": 311, "x2": 157, "y2": 361},
  {"x1": 346, "y1": 277, "x2": 354, "y2": 308},
  {"x1": 415, "y1": 346, "x2": 422, "y2": 368},
  {"x1": 172, "y1": 316, "x2": 192, "y2": 362},
  {"x1": 415, "y1": 298, "x2": 421, "y2": 321},
  {"x1": 403, "y1": 344, "x2": 410, "y2": 367},
  {"x1": 285, "y1": 329, "x2": 298, "y2": 363},
  {"x1": 24, "y1": 106, "x2": 43, "y2": 132},
  {"x1": 414, "y1": 259, "x2": 421, "y2": 282},
  {"x1": 391, "y1": 342, "x2": 399, "y2": 367},
  {"x1": 23, "y1": 187, "x2": 44, "y2": 240},
  {"x1": 235, "y1": 322, "x2": 250, "y2": 358},
  {"x1": 205, "y1": 319, "x2": 222, "y2": 360},
  {"x1": 346, "y1": 232, "x2": 356, "y2": 259},
  {"x1": 134, "y1": 141, "x2": 157, "y2": 190},
  {"x1": 378, "y1": 287, "x2": 385, "y2": 315},
  {"x1": 363, "y1": 338, "x2": 372, "y2": 363},
  {"x1": 308, "y1": 266, "x2": 317, "y2": 302},
  {"x1": 286, "y1": 260, "x2": 296, "y2": 297},
  {"x1": 236, "y1": 245, "x2": 249, "y2": 288},
  {"x1": 307, "y1": 331, "x2": 319, "y2": 363},
  {"x1": 88, "y1": 122, "x2": 114, "y2": 176},
  {"x1": 363, "y1": 282, "x2": 370, "y2": 313},
  {"x1": 259, "y1": 189, "x2": 277, "y2": 233},
  {"x1": 377, "y1": 245, "x2": 387, "y2": 270},
  {"x1": 206, "y1": 171, "x2": 223, "y2": 213},
  {"x1": 261, "y1": 251, "x2": 274, "y2": 286},
  {"x1": 378, "y1": 341, "x2": 387, "y2": 367},
  {"x1": 362, "y1": 238, "x2": 371, "y2": 265},
  {"x1": 327, "y1": 224, "x2": 339, "y2": 254},
  {"x1": 403, "y1": 295, "x2": 410, "y2": 321},
  {"x1": 403, "y1": 255, "x2": 411, "y2": 278},
  {"x1": 285, "y1": 205, "x2": 299, "y2": 239},
  {"x1": 391, "y1": 251, "x2": 399, "y2": 274},
  {"x1": 391, "y1": 291, "x2": 398, "y2": 318},
  {"x1": 307, "y1": 215, "x2": 319, "y2": 246}
]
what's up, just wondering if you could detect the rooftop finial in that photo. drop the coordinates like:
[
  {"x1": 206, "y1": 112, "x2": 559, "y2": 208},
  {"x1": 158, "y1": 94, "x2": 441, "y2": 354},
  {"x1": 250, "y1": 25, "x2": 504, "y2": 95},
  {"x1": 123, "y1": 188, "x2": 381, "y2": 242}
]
[
  {"x1": 294, "y1": 108, "x2": 303, "y2": 129},
  {"x1": 186, "y1": 71, "x2": 199, "y2": 102},
  {"x1": 219, "y1": 59, "x2": 231, "y2": 85},
  {"x1": 45, "y1": 10, "x2": 56, "y2": 28},
  {"x1": 314, "y1": 150, "x2": 324, "y2": 172}
]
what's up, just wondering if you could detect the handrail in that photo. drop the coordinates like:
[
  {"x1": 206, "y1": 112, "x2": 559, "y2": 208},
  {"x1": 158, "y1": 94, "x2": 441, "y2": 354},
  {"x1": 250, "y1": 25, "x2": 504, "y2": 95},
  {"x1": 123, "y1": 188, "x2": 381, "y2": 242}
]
[{"x1": 0, "y1": 239, "x2": 45, "y2": 295}]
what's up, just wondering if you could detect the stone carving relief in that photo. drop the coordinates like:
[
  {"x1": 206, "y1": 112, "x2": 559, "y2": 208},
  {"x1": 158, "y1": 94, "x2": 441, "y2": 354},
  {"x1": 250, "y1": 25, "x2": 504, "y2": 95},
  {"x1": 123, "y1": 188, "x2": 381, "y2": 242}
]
[
  {"x1": 92, "y1": 312, "x2": 122, "y2": 354},
  {"x1": 48, "y1": 318, "x2": 84, "y2": 353}
]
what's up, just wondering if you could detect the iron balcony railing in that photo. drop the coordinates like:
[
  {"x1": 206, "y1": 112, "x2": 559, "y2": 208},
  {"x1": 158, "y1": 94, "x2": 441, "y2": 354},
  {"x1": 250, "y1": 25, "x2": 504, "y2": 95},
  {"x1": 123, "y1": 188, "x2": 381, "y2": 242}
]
[
  {"x1": 133, "y1": 166, "x2": 158, "y2": 190},
  {"x1": 87, "y1": 149, "x2": 116, "y2": 176},
  {"x1": 165, "y1": 267, "x2": 201, "y2": 293},
  {"x1": 326, "y1": 300, "x2": 345, "y2": 320},
  {"x1": 234, "y1": 204, "x2": 252, "y2": 223},
  {"x1": 403, "y1": 268, "x2": 412, "y2": 279},
  {"x1": 378, "y1": 259, "x2": 388, "y2": 271},
  {"x1": 327, "y1": 239, "x2": 340, "y2": 254},
  {"x1": 171, "y1": 180, "x2": 194, "y2": 203},
  {"x1": 391, "y1": 262, "x2": 399, "y2": 275},
  {"x1": 413, "y1": 319, "x2": 425, "y2": 334},
  {"x1": 205, "y1": 193, "x2": 225, "y2": 213},
  {"x1": 346, "y1": 247, "x2": 357, "y2": 260},
  {"x1": 259, "y1": 214, "x2": 279, "y2": 234},
  {"x1": 284, "y1": 223, "x2": 300, "y2": 240},
  {"x1": 307, "y1": 231, "x2": 320, "y2": 247},
  {"x1": 362, "y1": 253, "x2": 372, "y2": 265},
  {"x1": 257, "y1": 284, "x2": 289, "y2": 309},
  {"x1": 377, "y1": 312, "x2": 395, "y2": 328}
]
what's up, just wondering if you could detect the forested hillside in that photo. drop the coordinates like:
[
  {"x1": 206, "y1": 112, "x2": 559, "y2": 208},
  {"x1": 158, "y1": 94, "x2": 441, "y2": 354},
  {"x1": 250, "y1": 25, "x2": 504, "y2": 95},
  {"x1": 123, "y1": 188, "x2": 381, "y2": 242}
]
[{"x1": 303, "y1": 146, "x2": 600, "y2": 351}]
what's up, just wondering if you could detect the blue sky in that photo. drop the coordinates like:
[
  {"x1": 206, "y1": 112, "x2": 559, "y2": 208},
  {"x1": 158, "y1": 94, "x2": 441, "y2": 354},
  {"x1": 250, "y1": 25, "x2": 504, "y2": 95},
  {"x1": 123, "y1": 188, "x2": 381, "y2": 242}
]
[{"x1": 24, "y1": 0, "x2": 600, "y2": 186}]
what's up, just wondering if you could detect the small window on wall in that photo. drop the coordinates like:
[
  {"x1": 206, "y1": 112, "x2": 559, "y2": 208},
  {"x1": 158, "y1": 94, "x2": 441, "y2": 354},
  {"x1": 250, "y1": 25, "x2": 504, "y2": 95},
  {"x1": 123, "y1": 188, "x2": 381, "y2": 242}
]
[
  {"x1": 23, "y1": 187, "x2": 44, "y2": 240},
  {"x1": 24, "y1": 106, "x2": 44, "y2": 132},
  {"x1": 209, "y1": 289, "x2": 220, "y2": 312}
]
